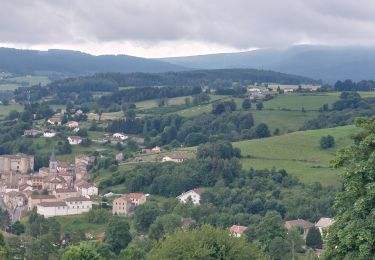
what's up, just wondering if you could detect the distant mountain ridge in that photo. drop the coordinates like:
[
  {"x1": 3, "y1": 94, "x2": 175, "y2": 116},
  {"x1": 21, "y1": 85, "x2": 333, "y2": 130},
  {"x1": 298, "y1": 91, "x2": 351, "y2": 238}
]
[
  {"x1": 0, "y1": 48, "x2": 188, "y2": 76},
  {"x1": 160, "y1": 45, "x2": 375, "y2": 83}
]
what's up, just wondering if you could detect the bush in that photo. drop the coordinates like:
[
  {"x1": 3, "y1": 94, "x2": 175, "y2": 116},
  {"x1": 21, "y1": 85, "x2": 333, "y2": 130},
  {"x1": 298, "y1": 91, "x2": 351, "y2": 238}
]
[
  {"x1": 320, "y1": 135, "x2": 335, "y2": 149},
  {"x1": 306, "y1": 227, "x2": 323, "y2": 249}
]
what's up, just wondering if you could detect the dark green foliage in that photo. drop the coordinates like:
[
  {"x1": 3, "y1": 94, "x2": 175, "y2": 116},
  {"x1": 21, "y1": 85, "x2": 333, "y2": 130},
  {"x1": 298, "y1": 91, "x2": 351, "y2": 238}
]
[
  {"x1": 185, "y1": 132, "x2": 208, "y2": 146},
  {"x1": 254, "y1": 123, "x2": 270, "y2": 138},
  {"x1": 197, "y1": 141, "x2": 241, "y2": 159},
  {"x1": 27, "y1": 210, "x2": 61, "y2": 243},
  {"x1": 256, "y1": 102, "x2": 263, "y2": 110},
  {"x1": 119, "y1": 244, "x2": 147, "y2": 260},
  {"x1": 62, "y1": 243, "x2": 103, "y2": 260},
  {"x1": 134, "y1": 202, "x2": 161, "y2": 232},
  {"x1": 58, "y1": 140, "x2": 72, "y2": 154},
  {"x1": 332, "y1": 92, "x2": 368, "y2": 111},
  {"x1": 212, "y1": 100, "x2": 236, "y2": 115},
  {"x1": 242, "y1": 98, "x2": 251, "y2": 110},
  {"x1": 334, "y1": 79, "x2": 375, "y2": 91},
  {"x1": 87, "y1": 208, "x2": 111, "y2": 224},
  {"x1": 148, "y1": 225, "x2": 268, "y2": 259},
  {"x1": 105, "y1": 217, "x2": 132, "y2": 254},
  {"x1": 245, "y1": 211, "x2": 286, "y2": 248},
  {"x1": 10, "y1": 221, "x2": 25, "y2": 235},
  {"x1": 148, "y1": 214, "x2": 181, "y2": 240},
  {"x1": 25, "y1": 235, "x2": 57, "y2": 260},
  {"x1": 320, "y1": 135, "x2": 335, "y2": 149},
  {"x1": 99, "y1": 86, "x2": 201, "y2": 107},
  {"x1": 305, "y1": 227, "x2": 323, "y2": 249},
  {"x1": 6, "y1": 237, "x2": 25, "y2": 260},
  {"x1": 325, "y1": 118, "x2": 375, "y2": 258},
  {"x1": 0, "y1": 209, "x2": 10, "y2": 230}
]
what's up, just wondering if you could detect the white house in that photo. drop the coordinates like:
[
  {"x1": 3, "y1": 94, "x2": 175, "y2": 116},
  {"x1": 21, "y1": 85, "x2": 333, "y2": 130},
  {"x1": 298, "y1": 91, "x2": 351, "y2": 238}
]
[
  {"x1": 37, "y1": 197, "x2": 92, "y2": 217},
  {"x1": 47, "y1": 116, "x2": 62, "y2": 125},
  {"x1": 177, "y1": 188, "x2": 204, "y2": 205},
  {"x1": 151, "y1": 146, "x2": 161, "y2": 152},
  {"x1": 113, "y1": 133, "x2": 128, "y2": 141},
  {"x1": 248, "y1": 87, "x2": 262, "y2": 93},
  {"x1": 283, "y1": 88, "x2": 295, "y2": 93},
  {"x1": 67, "y1": 136, "x2": 82, "y2": 145},
  {"x1": 162, "y1": 153, "x2": 191, "y2": 163},
  {"x1": 43, "y1": 130, "x2": 56, "y2": 138},
  {"x1": 76, "y1": 181, "x2": 98, "y2": 197}
]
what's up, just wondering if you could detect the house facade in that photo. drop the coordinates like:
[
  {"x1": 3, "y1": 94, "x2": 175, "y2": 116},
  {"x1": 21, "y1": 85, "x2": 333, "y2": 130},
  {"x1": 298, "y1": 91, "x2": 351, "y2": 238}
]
[
  {"x1": 28, "y1": 195, "x2": 57, "y2": 210},
  {"x1": 113, "y1": 133, "x2": 128, "y2": 141},
  {"x1": 0, "y1": 153, "x2": 34, "y2": 175},
  {"x1": 37, "y1": 197, "x2": 92, "y2": 218},
  {"x1": 43, "y1": 130, "x2": 56, "y2": 138},
  {"x1": 112, "y1": 197, "x2": 134, "y2": 215},
  {"x1": 67, "y1": 136, "x2": 82, "y2": 145},
  {"x1": 177, "y1": 188, "x2": 204, "y2": 205},
  {"x1": 315, "y1": 217, "x2": 334, "y2": 237}
]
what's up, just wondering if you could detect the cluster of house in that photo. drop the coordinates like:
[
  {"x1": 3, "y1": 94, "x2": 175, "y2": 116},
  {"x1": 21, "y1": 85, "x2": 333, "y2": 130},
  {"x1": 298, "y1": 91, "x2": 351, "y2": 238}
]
[
  {"x1": 24, "y1": 126, "x2": 83, "y2": 145},
  {"x1": 174, "y1": 187, "x2": 334, "y2": 239},
  {"x1": 95, "y1": 133, "x2": 129, "y2": 144},
  {"x1": 0, "y1": 151, "x2": 98, "y2": 218},
  {"x1": 248, "y1": 87, "x2": 276, "y2": 100},
  {"x1": 227, "y1": 217, "x2": 335, "y2": 238}
]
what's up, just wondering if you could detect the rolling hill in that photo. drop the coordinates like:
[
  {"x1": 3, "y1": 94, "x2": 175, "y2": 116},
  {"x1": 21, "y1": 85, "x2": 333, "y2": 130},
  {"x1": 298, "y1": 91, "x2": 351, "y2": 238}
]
[
  {"x1": 160, "y1": 45, "x2": 375, "y2": 83},
  {"x1": 0, "y1": 48, "x2": 188, "y2": 77}
]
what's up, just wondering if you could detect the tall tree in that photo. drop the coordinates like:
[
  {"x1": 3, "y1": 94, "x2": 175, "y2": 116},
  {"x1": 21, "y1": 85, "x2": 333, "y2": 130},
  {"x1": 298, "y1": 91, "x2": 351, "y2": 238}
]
[
  {"x1": 62, "y1": 244, "x2": 103, "y2": 260},
  {"x1": 148, "y1": 225, "x2": 268, "y2": 259},
  {"x1": 105, "y1": 217, "x2": 132, "y2": 254},
  {"x1": 305, "y1": 227, "x2": 323, "y2": 249},
  {"x1": 325, "y1": 118, "x2": 375, "y2": 259}
]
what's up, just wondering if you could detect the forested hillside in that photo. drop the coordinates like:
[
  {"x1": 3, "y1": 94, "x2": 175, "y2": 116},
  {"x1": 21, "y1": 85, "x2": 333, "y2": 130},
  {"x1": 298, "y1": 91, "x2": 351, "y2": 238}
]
[{"x1": 0, "y1": 48, "x2": 187, "y2": 76}]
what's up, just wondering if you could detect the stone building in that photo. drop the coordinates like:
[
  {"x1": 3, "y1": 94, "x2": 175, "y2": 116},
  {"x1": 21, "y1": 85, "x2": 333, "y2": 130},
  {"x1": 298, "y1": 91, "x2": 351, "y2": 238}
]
[{"x1": 0, "y1": 153, "x2": 34, "y2": 175}]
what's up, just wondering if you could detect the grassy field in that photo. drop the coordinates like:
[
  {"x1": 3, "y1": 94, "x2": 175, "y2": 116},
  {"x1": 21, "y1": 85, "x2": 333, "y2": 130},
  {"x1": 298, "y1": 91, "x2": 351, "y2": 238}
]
[
  {"x1": 234, "y1": 125, "x2": 359, "y2": 186},
  {"x1": 0, "y1": 103, "x2": 23, "y2": 119},
  {"x1": 10, "y1": 75, "x2": 50, "y2": 86},
  {"x1": 87, "y1": 111, "x2": 123, "y2": 121},
  {"x1": 0, "y1": 83, "x2": 19, "y2": 91},
  {"x1": 252, "y1": 110, "x2": 319, "y2": 134},
  {"x1": 55, "y1": 214, "x2": 106, "y2": 236},
  {"x1": 135, "y1": 96, "x2": 193, "y2": 110},
  {"x1": 263, "y1": 93, "x2": 340, "y2": 111}
]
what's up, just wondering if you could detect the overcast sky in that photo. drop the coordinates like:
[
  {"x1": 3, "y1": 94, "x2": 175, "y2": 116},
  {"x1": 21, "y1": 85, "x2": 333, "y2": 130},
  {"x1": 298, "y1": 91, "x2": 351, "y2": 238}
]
[{"x1": 1, "y1": 0, "x2": 375, "y2": 58}]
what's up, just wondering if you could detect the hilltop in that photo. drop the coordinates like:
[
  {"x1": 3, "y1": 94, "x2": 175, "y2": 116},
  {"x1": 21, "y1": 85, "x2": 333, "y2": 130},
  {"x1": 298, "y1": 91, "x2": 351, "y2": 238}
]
[
  {"x1": 161, "y1": 45, "x2": 375, "y2": 83},
  {"x1": 0, "y1": 47, "x2": 187, "y2": 77}
]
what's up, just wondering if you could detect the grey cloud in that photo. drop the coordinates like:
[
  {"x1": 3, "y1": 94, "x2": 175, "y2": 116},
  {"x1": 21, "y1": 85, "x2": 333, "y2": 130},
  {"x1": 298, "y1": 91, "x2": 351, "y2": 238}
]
[{"x1": 1, "y1": 0, "x2": 375, "y2": 49}]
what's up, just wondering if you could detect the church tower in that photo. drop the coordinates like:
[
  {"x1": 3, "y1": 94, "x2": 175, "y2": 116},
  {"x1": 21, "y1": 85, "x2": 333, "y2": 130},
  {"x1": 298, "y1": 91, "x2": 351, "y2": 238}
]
[{"x1": 49, "y1": 146, "x2": 58, "y2": 176}]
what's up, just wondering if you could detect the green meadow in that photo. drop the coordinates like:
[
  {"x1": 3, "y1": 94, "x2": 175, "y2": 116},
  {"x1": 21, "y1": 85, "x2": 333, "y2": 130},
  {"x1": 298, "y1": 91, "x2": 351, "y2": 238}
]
[{"x1": 234, "y1": 125, "x2": 359, "y2": 187}]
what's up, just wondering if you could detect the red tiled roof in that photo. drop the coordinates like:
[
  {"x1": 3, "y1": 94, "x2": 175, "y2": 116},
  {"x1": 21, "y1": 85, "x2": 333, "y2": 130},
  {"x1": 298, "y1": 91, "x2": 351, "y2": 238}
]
[
  {"x1": 55, "y1": 188, "x2": 77, "y2": 193},
  {"x1": 193, "y1": 188, "x2": 205, "y2": 195},
  {"x1": 30, "y1": 195, "x2": 56, "y2": 200},
  {"x1": 124, "y1": 193, "x2": 146, "y2": 199},
  {"x1": 230, "y1": 225, "x2": 247, "y2": 234},
  {"x1": 39, "y1": 201, "x2": 67, "y2": 207},
  {"x1": 65, "y1": 196, "x2": 91, "y2": 202},
  {"x1": 284, "y1": 219, "x2": 314, "y2": 230}
]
